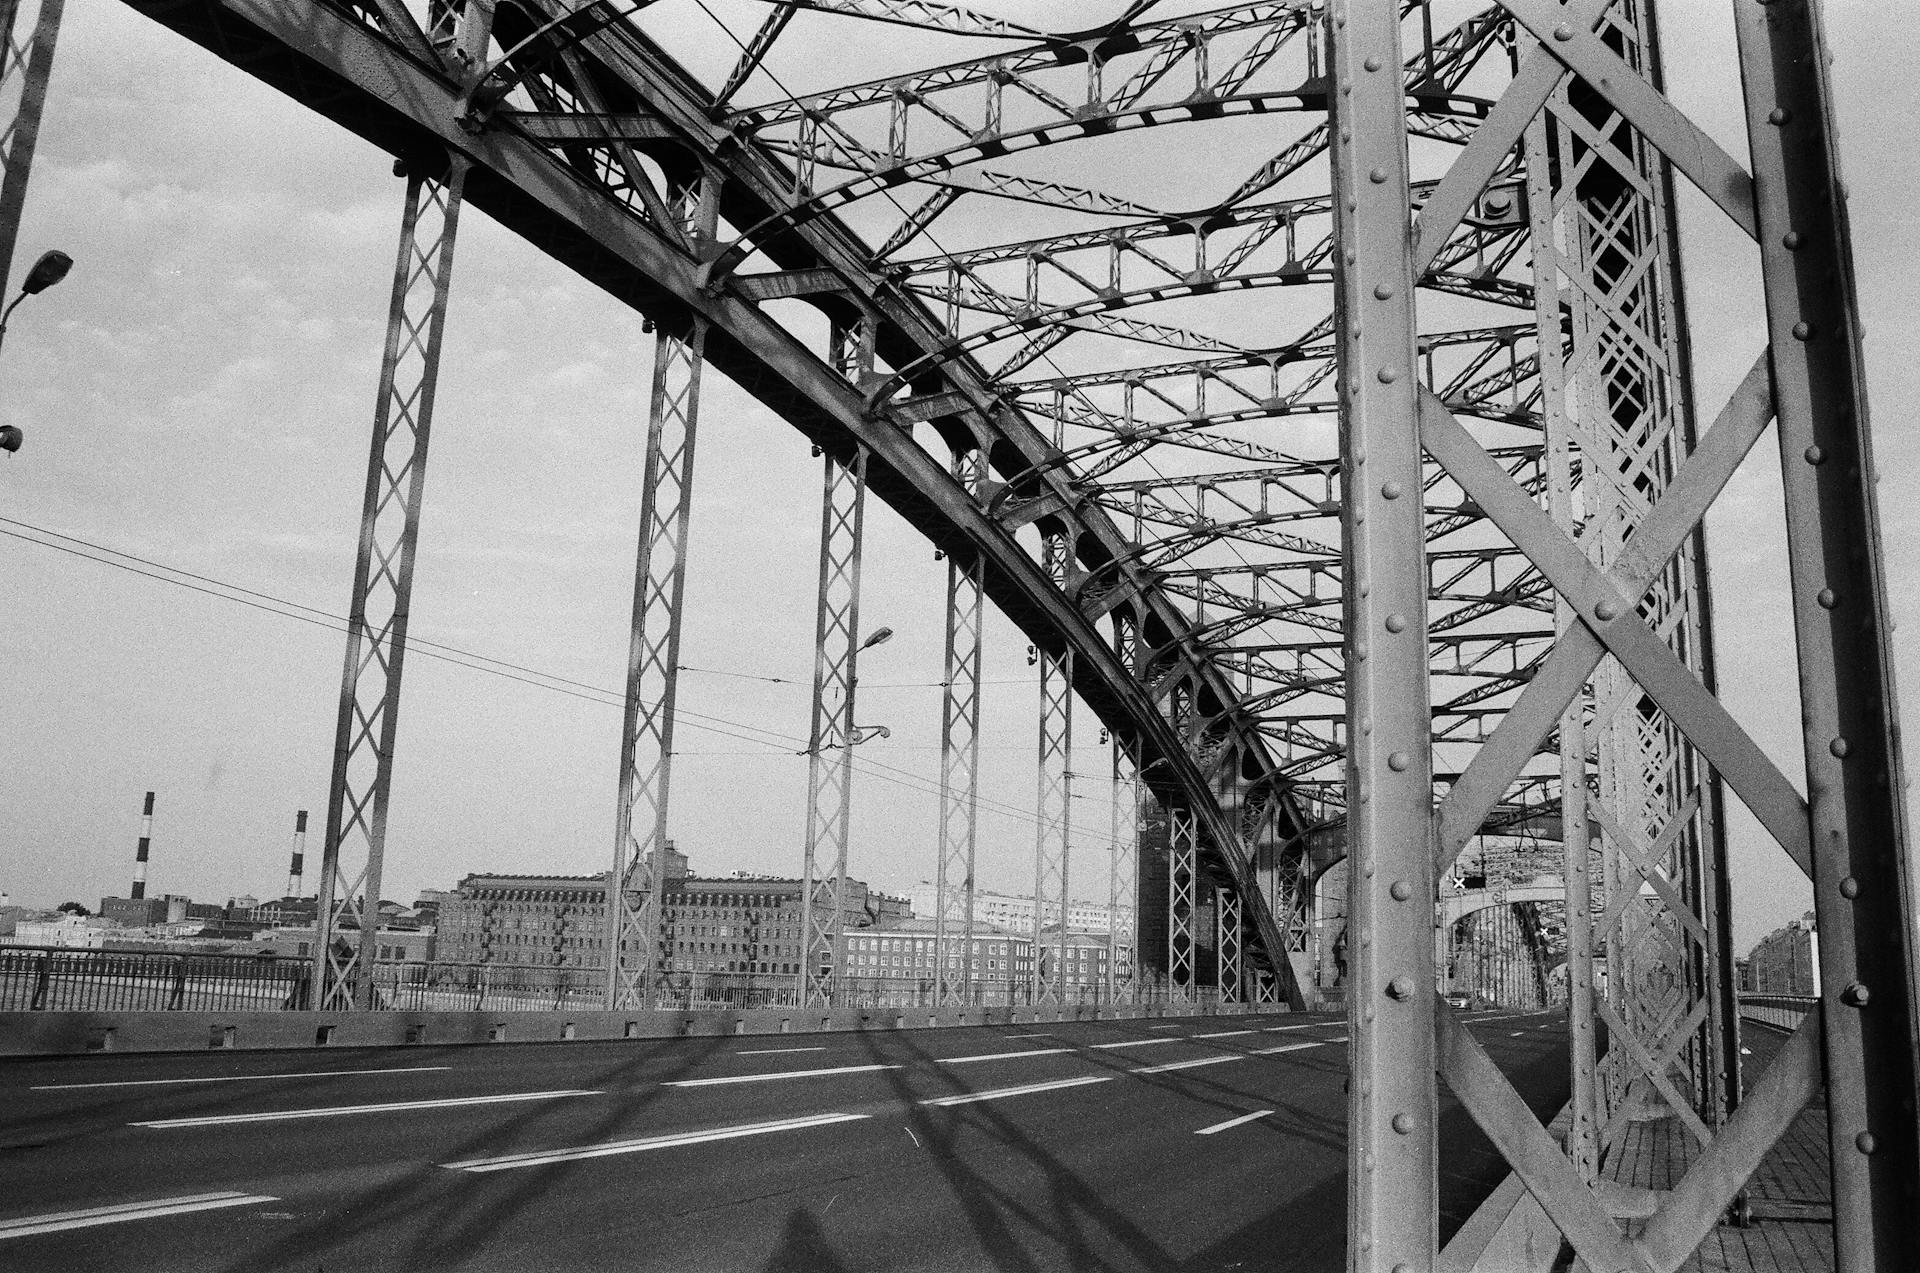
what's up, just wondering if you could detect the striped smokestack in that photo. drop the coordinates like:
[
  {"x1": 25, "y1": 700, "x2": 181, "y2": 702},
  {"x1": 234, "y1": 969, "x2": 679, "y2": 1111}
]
[
  {"x1": 131, "y1": 791, "x2": 155, "y2": 900},
  {"x1": 287, "y1": 810, "x2": 308, "y2": 897}
]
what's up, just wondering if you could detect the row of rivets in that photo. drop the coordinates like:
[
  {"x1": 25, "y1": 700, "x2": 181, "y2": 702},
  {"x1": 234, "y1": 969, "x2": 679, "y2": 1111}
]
[{"x1": 1766, "y1": 34, "x2": 1895, "y2": 1171}]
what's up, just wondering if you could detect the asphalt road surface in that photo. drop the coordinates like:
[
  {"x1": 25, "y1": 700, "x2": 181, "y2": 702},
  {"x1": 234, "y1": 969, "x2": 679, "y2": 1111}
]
[{"x1": 0, "y1": 1010, "x2": 1570, "y2": 1272}]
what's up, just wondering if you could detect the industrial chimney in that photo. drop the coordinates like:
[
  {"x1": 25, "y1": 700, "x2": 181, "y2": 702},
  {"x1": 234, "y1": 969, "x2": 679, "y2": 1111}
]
[
  {"x1": 287, "y1": 809, "x2": 308, "y2": 897},
  {"x1": 131, "y1": 791, "x2": 155, "y2": 900}
]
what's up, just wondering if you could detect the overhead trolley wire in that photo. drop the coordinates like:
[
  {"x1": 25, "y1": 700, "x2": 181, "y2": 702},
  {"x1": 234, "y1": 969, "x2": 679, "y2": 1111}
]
[{"x1": 0, "y1": 515, "x2": 1129, "y2": 843}]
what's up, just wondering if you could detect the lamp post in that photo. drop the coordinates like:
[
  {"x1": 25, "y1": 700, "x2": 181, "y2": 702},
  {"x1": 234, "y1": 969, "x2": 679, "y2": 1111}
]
[{"x1": 0, "y1": 249, "x2": 74, "y2": 454}]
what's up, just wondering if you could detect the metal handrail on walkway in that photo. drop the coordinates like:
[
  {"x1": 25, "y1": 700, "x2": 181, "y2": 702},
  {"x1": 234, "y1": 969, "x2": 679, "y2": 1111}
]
[{"x1": 1737, "y1": 993, "x2": 1818, "y2": 1033}]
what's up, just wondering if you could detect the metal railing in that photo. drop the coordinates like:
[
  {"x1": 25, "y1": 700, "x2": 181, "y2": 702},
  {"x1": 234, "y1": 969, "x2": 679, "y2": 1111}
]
[
  {"x1": 0, "y1": 945, "x2": 311, "y2": 1012},
  {"x1": 1737, "y1": 993, "x2": 1817, "y2": 1033},
  {"x1": 1, "y1": 949, "x2": 1217, "y2": 1015}
]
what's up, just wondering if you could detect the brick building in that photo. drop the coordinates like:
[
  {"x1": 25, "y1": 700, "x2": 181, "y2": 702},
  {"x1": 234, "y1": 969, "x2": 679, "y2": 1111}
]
[
  {"x1": 843, "y1": 915, "x2": 1032, "y2": 985},
  {"x1": 433, "y1": 847, "x2": 909, "y2": 981},
  {"x1": 1743, "y1": 912, "x2": 1818, "y2": 995}
]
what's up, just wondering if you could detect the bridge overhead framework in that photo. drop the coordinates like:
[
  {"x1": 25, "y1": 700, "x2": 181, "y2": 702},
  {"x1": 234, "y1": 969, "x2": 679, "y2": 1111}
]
[{"x1": 2, "y1": 0, "x2": 1917, "y2": 1269}]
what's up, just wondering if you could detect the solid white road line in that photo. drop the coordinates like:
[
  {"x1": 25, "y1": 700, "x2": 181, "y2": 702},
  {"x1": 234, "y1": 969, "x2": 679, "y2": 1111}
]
[
  {"x1": 920, "y1": 1074, "x2": 1115, "y2": 1107},
  {"x1": 1132, "y1": 1055, "x2": 1244, "y2": 1075},
  {"x1": 0, "y1": 1191, "x2": 279, "y2": 1240},
  {"x1": 33, "y1": 1066, "x2": 452, "y2": 1091},
  {"x1": 1252, "y1": 1042, "x2": 1327, "y2": 1056},
  {"x1": 1089, "y1": 1038, "x2": 1182, "y2": 1050},
  {"x1": 665, "y1": 1064, "x2": 899, "y2": 1088},
  {"x1": 734, "y1": 1047, "x2": 827, "y2": 1056},
  {"x1": 1192, "y1": 1029, "x2": 1255, "y2": 1039},
  {"x1": 130, "y1": 1090, "x2": 599, "y2": 1129},
  {"x1": 1195, "y1": 1110, "x2": 1274, "y2": 1136},
  {"x1": 440, "y1": 1112, "x2": 871, "y2": 1172},
  {"x1": 937, "y1": 1049, "x2": 1074, "y2": 1064},
  {"x1": 1261, "y1": 1023, "x2": 1331, "y2": 1032}
]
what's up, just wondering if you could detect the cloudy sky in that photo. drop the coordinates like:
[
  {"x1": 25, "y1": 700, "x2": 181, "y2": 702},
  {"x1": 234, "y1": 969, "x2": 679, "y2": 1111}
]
[{"x1": 1, "y1": 1, "x2": 1916, "y2": 959}]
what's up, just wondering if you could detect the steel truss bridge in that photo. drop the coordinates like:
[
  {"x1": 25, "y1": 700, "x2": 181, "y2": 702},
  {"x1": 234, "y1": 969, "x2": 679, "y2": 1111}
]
[{"x1": 3, "y1": 0, "x2": 1917, "y2": 1268}]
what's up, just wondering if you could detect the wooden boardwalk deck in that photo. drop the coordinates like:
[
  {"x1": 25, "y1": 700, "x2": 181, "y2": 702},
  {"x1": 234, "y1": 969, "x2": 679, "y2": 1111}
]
[{"x1": 1599, "y1": 1020, "x2": 1835, "y2": 1272}]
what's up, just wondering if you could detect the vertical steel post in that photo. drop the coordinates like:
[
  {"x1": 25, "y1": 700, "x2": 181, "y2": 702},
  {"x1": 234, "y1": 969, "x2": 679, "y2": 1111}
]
[
  {"x1": 607, "y1": 172, "x2": 718, "y2": 1011},
  {"x1": 1109, "y1": 746, "x2": 1138, "y2": 1005},
  {"x1": 1736, "y1": 2, "x2": 1920, "y2": 1264},
  {"x1": 1329, "y1": 2, "x2": 1437, "y2": 1264},
  {"x1": 606, "y1": 321, "x2": 706, "y2": 1009},
  {"x1": 314, "y1": 152, "x2": 470, "y2": 1011},
  {"x1": 1528, "y1": 96, "x2": 1603, "y2": 1178},
  {"x1": 1033, "y1": 533, "x2": 1073, "y2": 1005},
  {"x1": 1217, "y1": 885, "x2": 1243, "y2": 1004},
  {"x1": 1168, "y1": 805, "x2": 1196, "y2": 1001},
  {"x1": 798, "y1": 442, "x2": 868, "y2": 1008},
  {"x1": 0, "y1": 0, "x2": 61, "y2": 300},
  {"x1": 935, "y1": 447, "x2": 985, "y2": 1006}
]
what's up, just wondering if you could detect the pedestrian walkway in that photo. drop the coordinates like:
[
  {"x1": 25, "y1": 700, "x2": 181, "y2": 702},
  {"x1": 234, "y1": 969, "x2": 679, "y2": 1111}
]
[{"x1": 1601, "y1": 1021, "x2": 1834, "y2": 1272}]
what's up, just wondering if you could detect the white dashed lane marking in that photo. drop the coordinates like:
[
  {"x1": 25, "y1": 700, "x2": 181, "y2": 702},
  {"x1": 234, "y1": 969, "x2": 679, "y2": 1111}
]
[
  {"x1": 937, "y1": 1049, "x2": 1074, "y2": 1065},
  {"x1": 920, "y1": 1075, "x2": 1115, "y2": 1107},
  {"x1": 1196, "y1": 1110, "x2": 1274, "y2": 1136},
  {"x1": 1133, "y1": 1055, "x2": 1244, "y2": 1075},
  {"x1": 1089, "y1": 1038, "x2": 1183, "y2": 1050},
  {"x1": 734, "y1": 1047, "x2": 826, "y2": 1056},
  {"x1": 440, "y1": 1112, "x2": 871, "y2": 1172},
  {"x1": 666, "y1": 1064, "x2": 900, "y2": 1088},
  {"x1": 0, "y1": 1192, "x2": 281, "y2": 1240},
  {"x1": 34, "y1": 1066, "x2": 452, "y2": 1091},
  {"x1": 131, "y1": 1090, "x2": 599, "y2": 1129}
]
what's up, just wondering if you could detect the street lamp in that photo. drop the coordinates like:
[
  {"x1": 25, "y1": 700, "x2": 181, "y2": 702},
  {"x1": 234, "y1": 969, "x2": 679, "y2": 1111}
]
[
  {"x1": 797, "y1": 625, "x2": 897, "y2": 754},
  {"x1": 0, "y1": 249, "x2": 75, "y2": 454}
]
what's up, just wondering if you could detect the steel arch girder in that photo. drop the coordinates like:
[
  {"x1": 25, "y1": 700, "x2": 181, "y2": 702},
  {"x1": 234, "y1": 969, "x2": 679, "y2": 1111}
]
[{"x1": 121, "y1": 0, "x2": 1301, "y2": 991}]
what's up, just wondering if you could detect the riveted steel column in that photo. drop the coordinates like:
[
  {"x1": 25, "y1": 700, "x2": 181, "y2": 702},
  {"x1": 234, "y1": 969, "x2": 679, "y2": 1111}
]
[
  {"x1": 605, "y1": 177, "x2": 716, "y2": 1011},
  {"x1": 1330, "y1": 1, "x2": 1436, "y2": 1263},
  {"x1": 0, "y1": 0, "x2": 60, "y2": 300},
  {"x1": 1217, "y1": 885, "x2": 1243, "y2": 1004},
  {"x1": 798, "y1": 442, "x2": 868, "y2": 1008},
  {"x1": 1736, "y1": 3, "x2": 1920, "y2": 1265},
  {"x1": 1109, "y1": 746, "x2": 1138, "y2": 1005},
  {"x1": 935, "y1": 446, "x2": 985, "y2": 1007},
  {"x1": 314, "y1": 153, "x2": 470, "y2": 1012},
  {"x1": 1169, "y1": 805, "x2": 1197, "y2": 1001},
  {"x1": 1527, "y1": 94, "x2": 1603, "y2": 1177},
  {"x1": 1034, "y1": 530, "x2": 1073, "y2": 1006}
]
